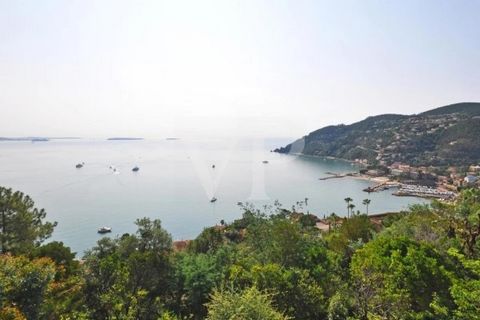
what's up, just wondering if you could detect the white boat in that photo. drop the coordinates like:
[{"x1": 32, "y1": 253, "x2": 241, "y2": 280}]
[{"x1": 97, "y1": 227, "x2": 112, "y2": 234}]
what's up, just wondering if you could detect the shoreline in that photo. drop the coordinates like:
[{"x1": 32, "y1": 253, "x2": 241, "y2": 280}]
[
  {"x1": 285, "y1": 152, "x2": 366, "y2": 166},
  {"x1": 294, "y1": 152, "x2": 456, "y2": 200},
  {"x1": 280, "y1": 152, "x2": 460, "y2": 200}
]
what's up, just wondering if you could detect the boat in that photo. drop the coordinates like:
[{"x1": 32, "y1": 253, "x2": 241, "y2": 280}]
[
  {"x1": 210, "y1": 197, "x2": 217, "y2": 203},
  {"x1": 262, "y1": 160, "x2": 269, "y2": 164},
  {"x1": 132, "y1": 166, "x2": 140, "y2": 172},
  {"x1": 76, "y1": 163, "x2": 84, "y2": 169},
  {"x1": 97, "y1": 227, "x2": 112, "y2": 234},
  {"x1": 212, "y1": 164, "x2": 216, "y2": 169}
]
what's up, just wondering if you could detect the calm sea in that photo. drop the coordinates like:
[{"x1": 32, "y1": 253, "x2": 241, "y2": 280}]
[{"x1": 0, "y1": 138, "x2": 426, "y2": 255}]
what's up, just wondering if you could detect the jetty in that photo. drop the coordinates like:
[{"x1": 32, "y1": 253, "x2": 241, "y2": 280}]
[
  {"x1": 363, "y1": 182, "x2": 401, "y2": 193},
  {"x1": 319, "y1": 172, "x2": 356, "y2": 181}
]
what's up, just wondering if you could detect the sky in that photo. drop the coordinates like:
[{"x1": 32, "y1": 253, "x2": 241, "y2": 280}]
[{"x1": 1, "y1": 0, "x2": 479, "y2": 139}]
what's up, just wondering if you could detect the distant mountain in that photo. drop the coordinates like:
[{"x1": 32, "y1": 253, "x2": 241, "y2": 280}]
[{"x1": 274, "y1": 102, "x2": 480, "y2": 166}]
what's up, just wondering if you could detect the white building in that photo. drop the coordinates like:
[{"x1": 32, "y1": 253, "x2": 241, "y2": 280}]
[
  {"x1": 464, "y1": 175, "x2": 478, "y2": 185},
  {"x1": 469, "y1": 165, "x2": 480, "y2": 173}
]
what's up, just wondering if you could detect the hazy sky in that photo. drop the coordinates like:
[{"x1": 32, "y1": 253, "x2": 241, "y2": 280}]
[{"x1": 1, "y1": 0, "x2": 479, "y2": 138}]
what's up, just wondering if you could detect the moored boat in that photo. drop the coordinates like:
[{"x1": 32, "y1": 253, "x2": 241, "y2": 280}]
[{"x1": 97, "y1": 227, "x2": 112, "y2": 234}]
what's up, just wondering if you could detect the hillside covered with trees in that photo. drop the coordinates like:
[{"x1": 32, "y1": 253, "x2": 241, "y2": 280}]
[
  {"x1": 1, "y1": 186, "x2": 480, "y2": 319},
  {"x1": 274, "y1": 102, "x2": 480, "y2": 166}
]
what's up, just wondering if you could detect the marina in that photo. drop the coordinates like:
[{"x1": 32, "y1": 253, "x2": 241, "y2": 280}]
[
  {"x1": 363, "y1": 181, "x2": 456, "y2": 200},
  {"x1": 393, "y1": 184, "x2": 456, "y2": 199}
]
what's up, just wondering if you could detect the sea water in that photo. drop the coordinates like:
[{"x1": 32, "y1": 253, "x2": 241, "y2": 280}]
[{"x1": 0, "y1": 138, "x2": 426, "y2": 255}]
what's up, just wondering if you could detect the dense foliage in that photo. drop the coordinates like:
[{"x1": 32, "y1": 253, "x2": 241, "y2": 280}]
[
  {"x1": 1, "y1": 186, "x2": 480, "y2": 319},
  {"x1": 0, "y1": 187, "x2": 56, "y2": 254}
]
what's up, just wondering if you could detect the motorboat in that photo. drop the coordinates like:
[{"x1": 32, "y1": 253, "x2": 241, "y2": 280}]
[
  {"x1": 76, "y1": 163, "x2": 84, "y2": 169},
  {"x1": 97, "y1": 227, "x2": 112, "y2": 234},
  {"x1": 210, "y1": 197, "x2": 217, "y2": 203},
  {"x1": 132, "y1": 166, "x2": 140, "y2": 172},
  {"x1": 262, "y1": 160, "x2": 269, "y2": 164}
]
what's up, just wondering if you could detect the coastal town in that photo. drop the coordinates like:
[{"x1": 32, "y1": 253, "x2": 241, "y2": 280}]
[
  {"x1": 349, "y1": 161, "x2": 480, "y2": 199},
  {"x1": 318, "y1": 157, "x2": 480, "y2": 200},
  {"x1": 275, "y1": 103, "x2": 480, "y2": 202}
]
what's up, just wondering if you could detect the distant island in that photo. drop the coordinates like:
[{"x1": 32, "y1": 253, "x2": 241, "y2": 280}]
[
  {"x1": 107, "y1": 137, "x2": 144, "y2": 141},
  {"x1": 275, "y1": 102, "x2": 480, "y2": 197},
  {"x1": 0, "y1": 137, "x2": 49, "y2": 142},
  {"x1": 0, "y1": 137, "x2": 81, "y2": 142}
]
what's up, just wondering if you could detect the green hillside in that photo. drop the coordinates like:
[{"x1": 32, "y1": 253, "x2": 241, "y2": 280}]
[
  {"x1": 275, "y1": 102, "x2": 480, "y2": 166},
  {"x1": 420, "y1": 102, "x2": 480, "y2": 116}
]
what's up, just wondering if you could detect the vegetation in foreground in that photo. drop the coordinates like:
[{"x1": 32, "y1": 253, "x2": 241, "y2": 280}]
[{"x1": 1, "y1": 186, "x2": 480, "y2": 319}]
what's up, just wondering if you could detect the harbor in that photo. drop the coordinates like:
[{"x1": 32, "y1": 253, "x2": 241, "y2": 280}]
[
  {"x1": 393, "y1": 184, "x2": 456, "y2": 200},
  {"x1": 362, "y1": 181, "x2": 456, "y2": 200},
  {"x1": 319, "y1": 171, "x2": 456, "y2": 200}
]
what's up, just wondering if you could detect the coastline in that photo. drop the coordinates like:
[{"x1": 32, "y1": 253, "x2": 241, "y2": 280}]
[
  {"x1": 279, "y1": 152, "x2": 456, "y2": 200},
  {"x1": 285, "y1": 152, "x2": 366, "y2": 167}
]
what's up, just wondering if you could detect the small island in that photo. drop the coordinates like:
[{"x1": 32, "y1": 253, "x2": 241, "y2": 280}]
[
  {"x1": 107, "y1": 137, "x2": 144, "y2": 141},
  {"x1": 0, "y1": 137, "x2": 81, "y2": 142},
  {"x1": 0, "y1": 137, "x2": 49, "y2": 142}
]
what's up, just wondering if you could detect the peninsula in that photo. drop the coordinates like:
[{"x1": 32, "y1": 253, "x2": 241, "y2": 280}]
[{"x1": 275, "y1": 102, "x2": 480, "y2": 198}]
